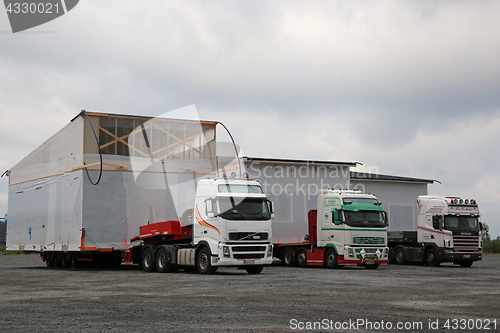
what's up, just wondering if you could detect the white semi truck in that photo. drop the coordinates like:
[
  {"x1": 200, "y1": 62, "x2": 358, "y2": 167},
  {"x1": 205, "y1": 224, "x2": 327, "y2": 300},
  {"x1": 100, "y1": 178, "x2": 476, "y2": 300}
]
[
  {"x1": 274, "y1": 189, "x2": 389, "y2": 269},
  {"x1": 388, "y1": 195, "x2": 482, "y2": 267}
]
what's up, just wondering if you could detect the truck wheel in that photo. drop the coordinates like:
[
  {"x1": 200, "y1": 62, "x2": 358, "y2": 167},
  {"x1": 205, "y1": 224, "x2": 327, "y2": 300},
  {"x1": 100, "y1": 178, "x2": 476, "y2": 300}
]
[
  {"x1": 246, "y1": 265, "x2": 264, "y2": 274},
  {"x1": 394, "y1": 246, "x2": 406, "y2": 265},
  {"x1": 197, "y1": 247, "x2": 218, "y2": 274},
  {"x1": 425, "y1": 248, "x2": 440, "y2": 267},
  {"x1": 282, "y1": 248, "x2": 294, "y2": 267},
  {"x1": 296, "y1": 249, "x2": 307, "y2": 268},
  {"x1": 324, "y1": 248, "x2": 339, "y2": 269},
  {"x1": 60, "y1": 254, "x2": 70, "y2": 268},
  {"x1": 460, "y1": 261, "x2": 473, "y2": 267},
  {"x1": 53, "y1": 254, "x2": 60, "y2": 268},
  {"x1": 70, "y1": 254, "x2": 78, "y2": 269},
  {"x1": 142, "y1": 247, "x2": 157, "y2": 272},
  {"x1": 45, "y1": 254, "x2": 53, "y2": 267},
  {"x1": 156, "y1": 247, "x2": 173, "y2": 273}
]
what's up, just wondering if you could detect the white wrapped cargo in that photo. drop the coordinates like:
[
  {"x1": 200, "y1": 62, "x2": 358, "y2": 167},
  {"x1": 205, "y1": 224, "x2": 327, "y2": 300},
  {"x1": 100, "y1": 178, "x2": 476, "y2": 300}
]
[{"x1": 7, "y1": 112, "x2": 224, "y2": 252}]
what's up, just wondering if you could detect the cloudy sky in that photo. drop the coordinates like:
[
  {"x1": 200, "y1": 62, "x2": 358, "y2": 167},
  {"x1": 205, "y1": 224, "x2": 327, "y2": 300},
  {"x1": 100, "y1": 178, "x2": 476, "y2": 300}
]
[{"x1": 1, "y1": 1, "x2": 499, "y2": 237}]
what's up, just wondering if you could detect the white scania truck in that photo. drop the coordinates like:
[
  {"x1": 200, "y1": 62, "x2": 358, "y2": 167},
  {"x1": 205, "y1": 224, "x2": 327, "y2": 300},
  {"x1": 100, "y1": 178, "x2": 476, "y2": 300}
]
[
  {"x1": 274, "y1": 189, "x2": 389, "y2": 269},
  {"x1": 388, "y1": 195, "x2": 482, "y2": 267}
]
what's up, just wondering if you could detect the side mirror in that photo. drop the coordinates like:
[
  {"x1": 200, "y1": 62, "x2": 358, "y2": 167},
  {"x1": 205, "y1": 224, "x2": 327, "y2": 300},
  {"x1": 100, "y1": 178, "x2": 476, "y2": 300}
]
[
  {"x1": 206, "y1": 199, "x2": 215, "y2": 218},
  {"x1": 479, "y1": 222, "x2": 483, "y2": 230},
  {"x1": 268, "y1": 200, "x2": 275, "y2": 219},
  {"x1": 384, "y1": 211, "x2": 389, "y2": 226},
  {"x1": 332, "y1": 209, "x2": 341, "y2": 226}
]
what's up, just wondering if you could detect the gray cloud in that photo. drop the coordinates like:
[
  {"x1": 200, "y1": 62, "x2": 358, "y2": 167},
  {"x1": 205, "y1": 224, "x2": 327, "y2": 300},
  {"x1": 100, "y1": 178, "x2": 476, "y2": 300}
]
[{"x1": 1, "y1": 0, "x2": 500, "y2": 236}]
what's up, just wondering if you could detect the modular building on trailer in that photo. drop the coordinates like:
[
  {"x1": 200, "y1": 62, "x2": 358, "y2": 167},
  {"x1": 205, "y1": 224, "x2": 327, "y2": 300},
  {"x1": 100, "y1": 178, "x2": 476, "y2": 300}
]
[{"x1": 6, "y1": 112, "x2": 274, "y2": 274}]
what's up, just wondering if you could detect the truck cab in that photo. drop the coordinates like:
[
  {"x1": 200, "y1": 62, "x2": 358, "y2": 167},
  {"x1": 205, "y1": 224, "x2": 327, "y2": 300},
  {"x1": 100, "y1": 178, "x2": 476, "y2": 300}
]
[
  {"x1": 416, "y1": 195, "x2": 482, "y2": 266},
  {"x1": 316, "y1": 189, "x2": 389, "y2": 268},
  {"x1": 192, "y1": 177, "x2": 274, "y2": 273}
]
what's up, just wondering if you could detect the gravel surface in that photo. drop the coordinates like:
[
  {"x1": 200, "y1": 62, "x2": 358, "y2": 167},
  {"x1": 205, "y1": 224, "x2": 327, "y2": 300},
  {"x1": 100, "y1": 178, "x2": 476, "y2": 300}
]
[{"x1": 0, "y1": 254, "x2": 498, "y2": 332}]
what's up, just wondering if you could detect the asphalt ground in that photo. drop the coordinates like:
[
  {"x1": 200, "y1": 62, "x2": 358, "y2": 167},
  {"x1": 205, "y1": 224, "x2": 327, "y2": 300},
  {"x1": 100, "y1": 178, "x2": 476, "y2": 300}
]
[{"x1": 0, "y1": 254, "x2": 498, "y2": 333}]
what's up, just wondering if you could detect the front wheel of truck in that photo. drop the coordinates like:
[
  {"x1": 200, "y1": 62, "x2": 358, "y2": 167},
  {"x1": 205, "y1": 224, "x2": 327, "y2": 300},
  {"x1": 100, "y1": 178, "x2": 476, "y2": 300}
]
[
  {"x1": 425, "y1": 248, "x2": 440, "y2": 267},
  {"x1": 324, "y1": 248, "x2": 339, "y2": 269},
  {"x1": 245, "y1": 265, "x2": 263, "y2": 274},
  {"x1": 197, "y1": 247, "x2": 218, "y2": 274}
]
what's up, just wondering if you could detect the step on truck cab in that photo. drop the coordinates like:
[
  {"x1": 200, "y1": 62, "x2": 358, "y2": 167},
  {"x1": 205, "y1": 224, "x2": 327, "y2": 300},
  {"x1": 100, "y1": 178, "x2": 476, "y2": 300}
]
[
  {"x1": 131, "y1": 177, "x2": 275, "y2": 274},
  {"x1": 276, "y1": 189, "x2": 389, "y2": 269},
  {"x1": 388, "y1": 195, "x2": 482, "y2": 267}
]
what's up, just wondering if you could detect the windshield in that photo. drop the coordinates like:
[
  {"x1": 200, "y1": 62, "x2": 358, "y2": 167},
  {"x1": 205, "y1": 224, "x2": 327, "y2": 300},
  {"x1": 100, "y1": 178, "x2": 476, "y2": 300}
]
[
  {"x1": 218, "y1": 197, "x2": 271, "y2": 220},
  {"x1": 343, "y1": 210, "x2": 386, "y2": 228},
  {"x1": 444, "y1": 215, "x2": 480, "y2": 232}
]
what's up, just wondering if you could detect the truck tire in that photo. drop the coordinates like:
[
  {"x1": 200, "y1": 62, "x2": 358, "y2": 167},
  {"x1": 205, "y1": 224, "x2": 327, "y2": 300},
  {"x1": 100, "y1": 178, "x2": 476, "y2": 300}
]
[
  {"x1": 460, "y1": 261, "x2": 473, "y2": 267},
  {"x1": 60, "y1": 254, "x2": 70, "y2": 268},
  {"x1": 142, "y1": 247, "x2": 157, "y2": 272},
  {"x1": 246, "y1": 265, "x2": 264, "y2": 274},
  {"x1": 296, "y1": 249, "x2": 307, "y2": 268},
  {"x1": 425, "y1": 248, "x2": 440, "y2": 267},
  {"x1": 52, "y1": 254, "x2": 60, "y2": 268},
  {"x1": 156, "y1": 247, "x2": 173, "y2": 273},
  {"x1": 394, "y1": 246, "x2": 407, "y2": 265},
  {"x1": 197, "y1": 247, "x2": 218, "y2": 274},
  {"x1": 70, "y1": 254, "x2": 78, "y2": 269},
  {"x1": 45, "y1": 253, "x2": 53, "y2": 267},
  {"x1": 282, "y1": 248, "x2": 294, "y2": 267},
  {"x1": 324, "y1": 248, "x2": 339, "y2": 269}
]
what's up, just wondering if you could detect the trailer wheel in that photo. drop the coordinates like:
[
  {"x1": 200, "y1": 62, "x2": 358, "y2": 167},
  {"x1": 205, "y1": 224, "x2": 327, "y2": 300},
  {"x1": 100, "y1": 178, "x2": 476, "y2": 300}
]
[
  {"x1": 246, "y1": 265, "x2": 263, "y2": 274},
  {"x1": 142, "y1": 247, "x2": 157, "y2": 272},
  {"x1": 52, "y1": 254, "x2": 60, "y2": 268},
  {"x1": 197, "y1": 247, "x2": 218, "y2": 274},
  {"x1": 45, "y1": 253, "x2": 53, "y2": 267},
  {"x1": 156, "y1": 247, "x2": 173, "y2": 273},
  {"x1": 425, "y1": 248, "x2": 440, "y2": 267},
  {"x1": 61, "y1": 254, "x2": 70, "y2": 268},
  {"x1": 70, "y1": 254, "x2": 78, "y2": 269},
  {"x1": 460, "y1": 261, "x2": 473, "y2": 267},
  {"x1": 296, "y1": 249, "x2": 307, "y2": 268},
  {"x1": 281, "y1": 248, "x2": 294, "y2": 267},
  {"x1": 324, "y1": 248, "x2": 339, "y2": 269},
  {"x1": 394, "y1": 246, "x2": 406, "y2": 265}
]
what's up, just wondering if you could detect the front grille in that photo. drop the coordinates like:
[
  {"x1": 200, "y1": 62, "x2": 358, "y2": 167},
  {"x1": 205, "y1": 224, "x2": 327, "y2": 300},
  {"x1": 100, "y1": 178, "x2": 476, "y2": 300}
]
[
  {"x1": 232, "y1": 246, "x2": 267, "y2": 252},
  {"x1": 233, "y1": 253, "x2": 266, "y2": 259},
  {"x1": 353, "y1": 237, "x2": 384, "y2": 245},
  {"x1": 453, "y1": 235, "x2": 480, "y2": 254},
  {"x1": 228, "y1": 232, "x2": 268, "y2": 241}
]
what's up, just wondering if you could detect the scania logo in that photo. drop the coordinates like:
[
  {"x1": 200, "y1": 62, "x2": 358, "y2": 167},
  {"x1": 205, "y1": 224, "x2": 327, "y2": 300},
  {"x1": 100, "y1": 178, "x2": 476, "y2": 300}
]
[{"x1": 461, "y1": 232, "x2": 472, "y2": 236}]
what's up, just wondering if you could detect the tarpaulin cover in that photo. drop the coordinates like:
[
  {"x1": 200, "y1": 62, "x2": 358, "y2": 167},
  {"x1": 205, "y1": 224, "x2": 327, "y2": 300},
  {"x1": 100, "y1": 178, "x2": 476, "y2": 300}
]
[{"x1": 7, "y1": 112, "x2": 238, "y2": 252}]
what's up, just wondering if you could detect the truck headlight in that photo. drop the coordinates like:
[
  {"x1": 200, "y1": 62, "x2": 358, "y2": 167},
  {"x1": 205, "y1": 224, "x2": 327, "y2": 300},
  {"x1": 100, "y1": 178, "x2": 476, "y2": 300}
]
[
  {"x1": 223, "y1": 246, "x2": 230, "y2": 257},
  {"x1": 348, "y1": 248, "x2": 354, "y2": 257},
  {"x1": 267, "y1": 245, "x2": 273, "y2": 258}
]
